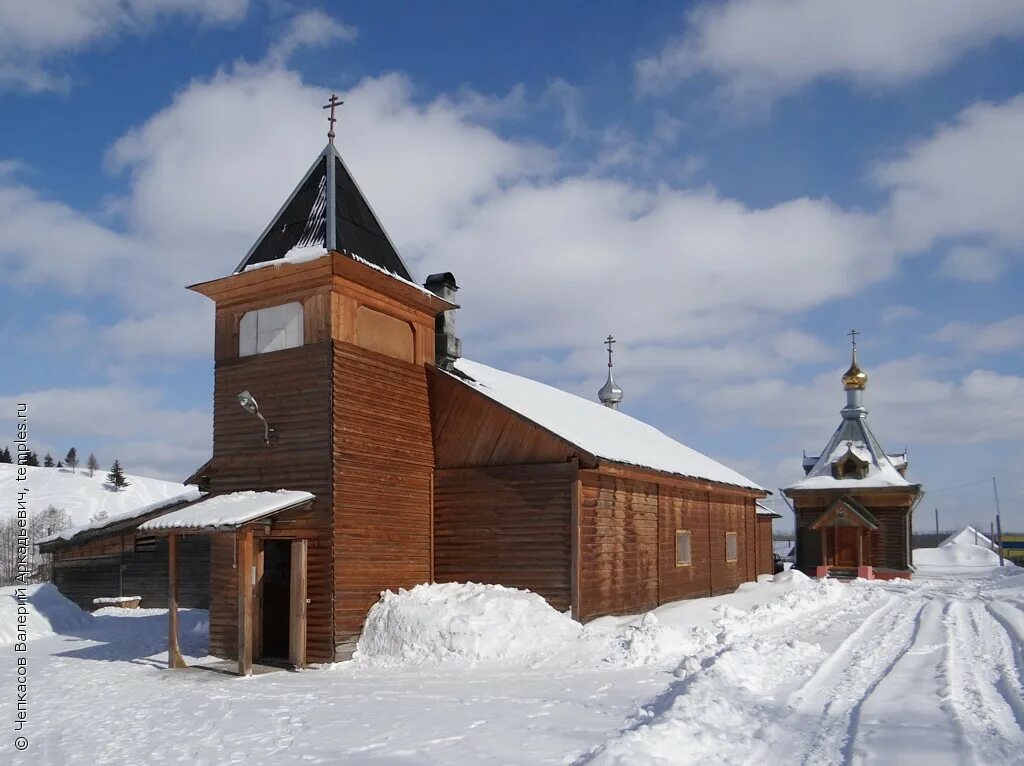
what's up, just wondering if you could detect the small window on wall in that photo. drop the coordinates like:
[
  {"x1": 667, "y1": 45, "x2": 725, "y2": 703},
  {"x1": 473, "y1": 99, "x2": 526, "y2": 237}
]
[
  {"x1": 675, "y1": 530, "x2": 692, "y2": 566},
  {"x1": 725, "y1": 532, "x2": 738, "y2": 563},
  {"x1": 239, "y1": 302, "x2": 303, "y2": 357},
  {"x1": 135, "y1": 536, "x2": 157, "y2": 553}
]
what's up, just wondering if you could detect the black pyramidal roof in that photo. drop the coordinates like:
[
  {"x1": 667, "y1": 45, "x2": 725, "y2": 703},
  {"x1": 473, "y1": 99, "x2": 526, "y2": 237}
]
[{"x1": 234, "y1": 143, "x2": 413, "y2": 281}]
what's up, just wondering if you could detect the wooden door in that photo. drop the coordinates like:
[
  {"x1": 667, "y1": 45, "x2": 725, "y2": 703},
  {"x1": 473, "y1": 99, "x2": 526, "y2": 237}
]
[
  {"x1": 833, "y1": 527, "x2": 859, "y2": 567},
  {"x1": 289, "y1": 540, "x2": 308, "y2": 668}
]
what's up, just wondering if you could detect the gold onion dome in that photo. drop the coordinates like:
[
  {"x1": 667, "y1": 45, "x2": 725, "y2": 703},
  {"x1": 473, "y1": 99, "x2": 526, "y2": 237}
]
[{"x1": 842, "y1": 350, "x2": 868, "y2": 391}]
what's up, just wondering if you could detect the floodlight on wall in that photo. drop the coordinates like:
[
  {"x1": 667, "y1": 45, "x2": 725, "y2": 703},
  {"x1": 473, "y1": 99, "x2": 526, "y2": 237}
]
[{"x1": 236, "y1": 390, "x2": 277, "y2": 445}]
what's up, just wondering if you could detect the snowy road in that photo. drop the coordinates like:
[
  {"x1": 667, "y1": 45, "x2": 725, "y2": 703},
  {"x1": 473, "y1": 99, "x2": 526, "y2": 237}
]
[
  {"x1": 4, "y1": 565, "x2": 1024, "y2": 765},
  {"x1": 589, "y1": 570, "x2": 1024, "y2": 766}
]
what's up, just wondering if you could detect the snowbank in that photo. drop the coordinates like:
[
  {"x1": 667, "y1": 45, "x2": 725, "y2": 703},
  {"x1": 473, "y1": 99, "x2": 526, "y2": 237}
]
[
  {"x1": 356, "y1": 582, "x2": 582, "y2": 664},
  {"x1": 0, "y1": 583, "x2": 91, "y2": 645},
  {"x1": 914, "y1": 543, "x2": 1007, "y2": 572},
  {"x1": 941, "y1": 526, "x2": 994, "y2": 548}
]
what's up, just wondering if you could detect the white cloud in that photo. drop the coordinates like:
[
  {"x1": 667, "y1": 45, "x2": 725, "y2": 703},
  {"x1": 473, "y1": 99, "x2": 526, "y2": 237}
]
[
  {"x1": 939, "y1": 246, "x2": 1006, "y2": 283},
  {"x1": 0, "y1": 385, "x2": 210, "y2": 480},
  {"x1": 4, "y1": 20, "x2": 1023, "y2": 485},
  {"x1": 932, "y1": 315, "x2": 1024, "y2": 354},
  {"x1": 637, "y1": 0, "x2": 1024, "y2": 103},
  {"x1": 265, "y1": 9, "x2": 356, "y2": 66},
  {"x1": 881, "y1": 305, "x2": 921, "y2": 323},
  {"x1": 698, "y1": 355, "x2": 1024, "y2": 456},
  {"x1": 0, "y1": 0, "x2": 249, "y2": 92},
  {"x1": 874, "y1": 95, "x2": 1024, "y2": 254}
]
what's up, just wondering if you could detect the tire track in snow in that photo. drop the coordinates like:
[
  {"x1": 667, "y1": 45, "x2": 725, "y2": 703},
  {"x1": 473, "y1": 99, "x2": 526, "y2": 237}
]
[
  {"x1": 772, "y1": 593, "x2": 923, "y2": 766},
  {"x1": 943, "y1": 600, "x2": 1024, "y2": 765},
  {"x1": 579, "y1": 583, "x2": 893, "y2": 766},
  {"x1": 983, "y1": 603, "x2": 1024, "y2": 729}
]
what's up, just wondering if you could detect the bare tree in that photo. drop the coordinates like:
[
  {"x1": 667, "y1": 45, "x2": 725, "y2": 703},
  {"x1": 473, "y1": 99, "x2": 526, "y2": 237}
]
[
  {"x1": 0, "y1": 505, "x2": 70, "y2": 585},
  {"x1": 86, "y1": 453, "x2": 99, "y2": 477}
]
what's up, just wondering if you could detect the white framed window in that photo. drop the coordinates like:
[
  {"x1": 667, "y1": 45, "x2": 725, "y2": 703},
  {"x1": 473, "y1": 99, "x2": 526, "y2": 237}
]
[
  {"x1": 239, "y1": 302, "x2": 304, "y2": 357},
  {"x1": 675, "y1": 530, "x2": 692, "y2": 567},
  {"x1": 725, "y1": 532, "x2": 738, "y2": 563}
]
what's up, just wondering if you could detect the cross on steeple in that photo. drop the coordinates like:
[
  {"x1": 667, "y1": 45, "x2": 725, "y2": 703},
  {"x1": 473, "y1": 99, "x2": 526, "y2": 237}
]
[
  {"x1": 847, "y1": 328, "x2": 859, "y2": 351},
  {"x1": 605, "y1": 334, "x2": 616, "y2": 368},
  {"x1": 322, "y1": 94, "x2": 343, "y2": 143}
]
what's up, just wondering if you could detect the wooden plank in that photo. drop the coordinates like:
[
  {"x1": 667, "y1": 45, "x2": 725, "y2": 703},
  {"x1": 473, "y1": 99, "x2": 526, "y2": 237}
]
[
  {"x1": 237, "y1": 527, "x2": 254, "y2": 677},
  {"x1": 571, "y1": 462, "x2": 581, "y2": 620},
  {"x1": 290, "y1": 539, "x2": 308, "y2": 668},
  {"x1": 167, "y1": 533, "x2": 187, "y2": 669}
]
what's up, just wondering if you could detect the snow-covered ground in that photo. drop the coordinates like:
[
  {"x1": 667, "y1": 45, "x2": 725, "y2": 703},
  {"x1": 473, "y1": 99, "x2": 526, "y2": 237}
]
[
  {"x1": 0, "y1": 464, "x2": 194, "y2": 527},
  {"x1": 3, "y1": 546, "x2": 1023, "y2": 765}
]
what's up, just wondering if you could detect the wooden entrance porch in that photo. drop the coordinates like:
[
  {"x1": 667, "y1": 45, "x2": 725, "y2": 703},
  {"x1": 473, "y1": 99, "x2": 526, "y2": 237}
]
[
  {"x1": 811, "y1": 497, "x2": 878, "y2": 578},
  {"x1": 134, "y1": 490, "x2": 315, "y2": 676}
]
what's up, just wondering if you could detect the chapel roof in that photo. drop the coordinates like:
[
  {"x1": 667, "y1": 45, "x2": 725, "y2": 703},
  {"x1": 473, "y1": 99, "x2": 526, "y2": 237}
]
[
  {"x1": 233, "y1": 142, "x2": 413, "y2": 282},
  {"x1": 446, "y1": 357, "x2": 764, "y2": 492},
  {"x1": 785, "y1": 342, "x2": 915, "y2": 492}
]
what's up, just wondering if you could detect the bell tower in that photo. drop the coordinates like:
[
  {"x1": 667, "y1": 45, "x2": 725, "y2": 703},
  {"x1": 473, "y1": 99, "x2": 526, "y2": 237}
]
[{"x1": 187, "y1": 99, "x2": 454, "y2": 662}]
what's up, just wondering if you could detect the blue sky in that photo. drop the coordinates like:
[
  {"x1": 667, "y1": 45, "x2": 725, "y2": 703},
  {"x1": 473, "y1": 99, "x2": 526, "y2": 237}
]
[{"x1": 1, "y1": 1, "x2": 1023, "y2": 532}]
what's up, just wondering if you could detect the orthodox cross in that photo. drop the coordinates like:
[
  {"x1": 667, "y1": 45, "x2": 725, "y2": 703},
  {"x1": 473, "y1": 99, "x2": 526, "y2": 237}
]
[
  {"x1": 605, "y1": 334, "x2": 616, "y2": 368},
  {"x1": 847, "y1": 328, "x2": 859, "y2": 351},
  {"x1": 322, "y1": 94, "x2": 343, "y2": 143}
]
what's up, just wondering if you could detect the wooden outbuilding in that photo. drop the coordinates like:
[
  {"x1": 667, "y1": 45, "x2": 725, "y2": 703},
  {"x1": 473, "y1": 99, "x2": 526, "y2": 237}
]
[
  {"x1": 783, "y1": 341, "x2": 921, "y2": 579},
  {"x1": 40, "y1": 133, "x2": 771, "y2": 673},
  {"x1": 37, "y1": 492, "x2": 204, "y2": 611}
]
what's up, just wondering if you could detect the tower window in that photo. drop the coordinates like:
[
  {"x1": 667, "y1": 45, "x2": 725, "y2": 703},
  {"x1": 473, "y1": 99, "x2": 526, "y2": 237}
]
[{"x1": 239, "y1": 302, "x2": 304, "y2": 357}]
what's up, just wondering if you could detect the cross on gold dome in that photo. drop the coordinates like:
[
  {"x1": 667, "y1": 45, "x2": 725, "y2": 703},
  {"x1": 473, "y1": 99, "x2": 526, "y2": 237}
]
[
  {"x1": 842, "y1": 328, "x2": 868, "y2": 391},
  {"x1": 322, "y1": 94, "x2": 343, "y2": 143}
]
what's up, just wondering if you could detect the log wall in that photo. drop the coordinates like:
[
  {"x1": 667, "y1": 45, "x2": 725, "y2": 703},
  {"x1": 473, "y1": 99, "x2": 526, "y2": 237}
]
[
  {"x1": 577, "y1": 471, "x2": 660, "y2": 621},
  {"x1": 790, "y1": 489, "x2": 917, "y2": 574},
  {"x1": 206, "y1": 341, "x2": 335, "y2": 663},
  {"x1": 332, "y1": 341, "x2": 434, "y2": 652},
  {"x1": 433, "y1": 463, "x2": 573, "y2": 611},
  {"x1": 53, "y1": 536, "x2": 209, "y2": 611},
  {"x1": 658, "y1": 487, "x2": 714, "y2": 602}
]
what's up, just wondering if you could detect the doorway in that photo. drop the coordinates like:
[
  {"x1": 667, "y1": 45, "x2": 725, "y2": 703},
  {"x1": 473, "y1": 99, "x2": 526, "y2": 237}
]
[
  {"x1": 260, "y1": 539, "x2": 292, "y2": 660},
  {"x1": 831, "y1": 527, "x2": 860, "y2": 567}
]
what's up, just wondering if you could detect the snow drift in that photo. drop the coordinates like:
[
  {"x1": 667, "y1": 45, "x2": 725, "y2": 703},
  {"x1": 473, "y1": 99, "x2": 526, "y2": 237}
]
[
  {"x1": 0, "y1": 583, "x2": 91, "y2": 645},
  {"x1": 356, "y1": 582, "x2": 582, "y2": 664},
  {"x1": 914, "y1": 542, "x2": 1006, "y2": 571}
]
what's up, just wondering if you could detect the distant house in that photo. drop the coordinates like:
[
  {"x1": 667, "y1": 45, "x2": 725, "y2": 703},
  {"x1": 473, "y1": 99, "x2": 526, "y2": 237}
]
[
  {"x1": 783, "y1": 342, "x2": 922, "y2": 580},
  {"x1": 39, "y1": 128, "x2": 773, "y2": 673}
]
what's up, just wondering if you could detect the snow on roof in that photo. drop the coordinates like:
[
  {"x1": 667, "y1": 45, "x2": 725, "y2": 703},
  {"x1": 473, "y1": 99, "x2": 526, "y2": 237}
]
[
  {"x1": 888, "y1": 453, "x2": 908, "y2": 468},
  {"x1": 786, "y1": 410, "x2": 911, "y2": 491},
  {"x1": 243, "y1": 245, "x2": 328, "y2": 272},
  {"x1": 449, "y1": 358, "x2": 763, "y2": 491},
  {"x1": 138, "y1": 490, "x2": 314, "y2": 532},
  {"x1": 755, "y1": 501, "x2": 782, "y2": 518},
  {"x1": 940, "y1": 526, "x2": 994, "y2": 549},
  {"x1": 37, "y1": 488, "x2": 202, "y2": 545}
]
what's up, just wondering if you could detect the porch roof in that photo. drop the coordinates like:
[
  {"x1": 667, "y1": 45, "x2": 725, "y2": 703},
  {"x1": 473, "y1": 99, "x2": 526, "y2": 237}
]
[
  {"x1": 811, "y1": 496, "x2": 879, "y2": 531},
  {"x1": 138, "y1": 490, "x2": 314, "y2": 533}
]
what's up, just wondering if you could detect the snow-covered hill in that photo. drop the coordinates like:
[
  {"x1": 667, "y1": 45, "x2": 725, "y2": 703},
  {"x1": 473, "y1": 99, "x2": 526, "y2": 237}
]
[{"x1": 0, "y1": 464, "x2": 194, "y2": 527}]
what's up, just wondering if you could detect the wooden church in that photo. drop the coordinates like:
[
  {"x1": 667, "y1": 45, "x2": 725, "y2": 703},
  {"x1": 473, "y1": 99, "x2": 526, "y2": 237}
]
[
  {"x1": 41, "y1": 107, "x2": 774, "y2": 674},
  {"x1": 783, "y1": 337, "x2": 922, "y2": 579}
]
